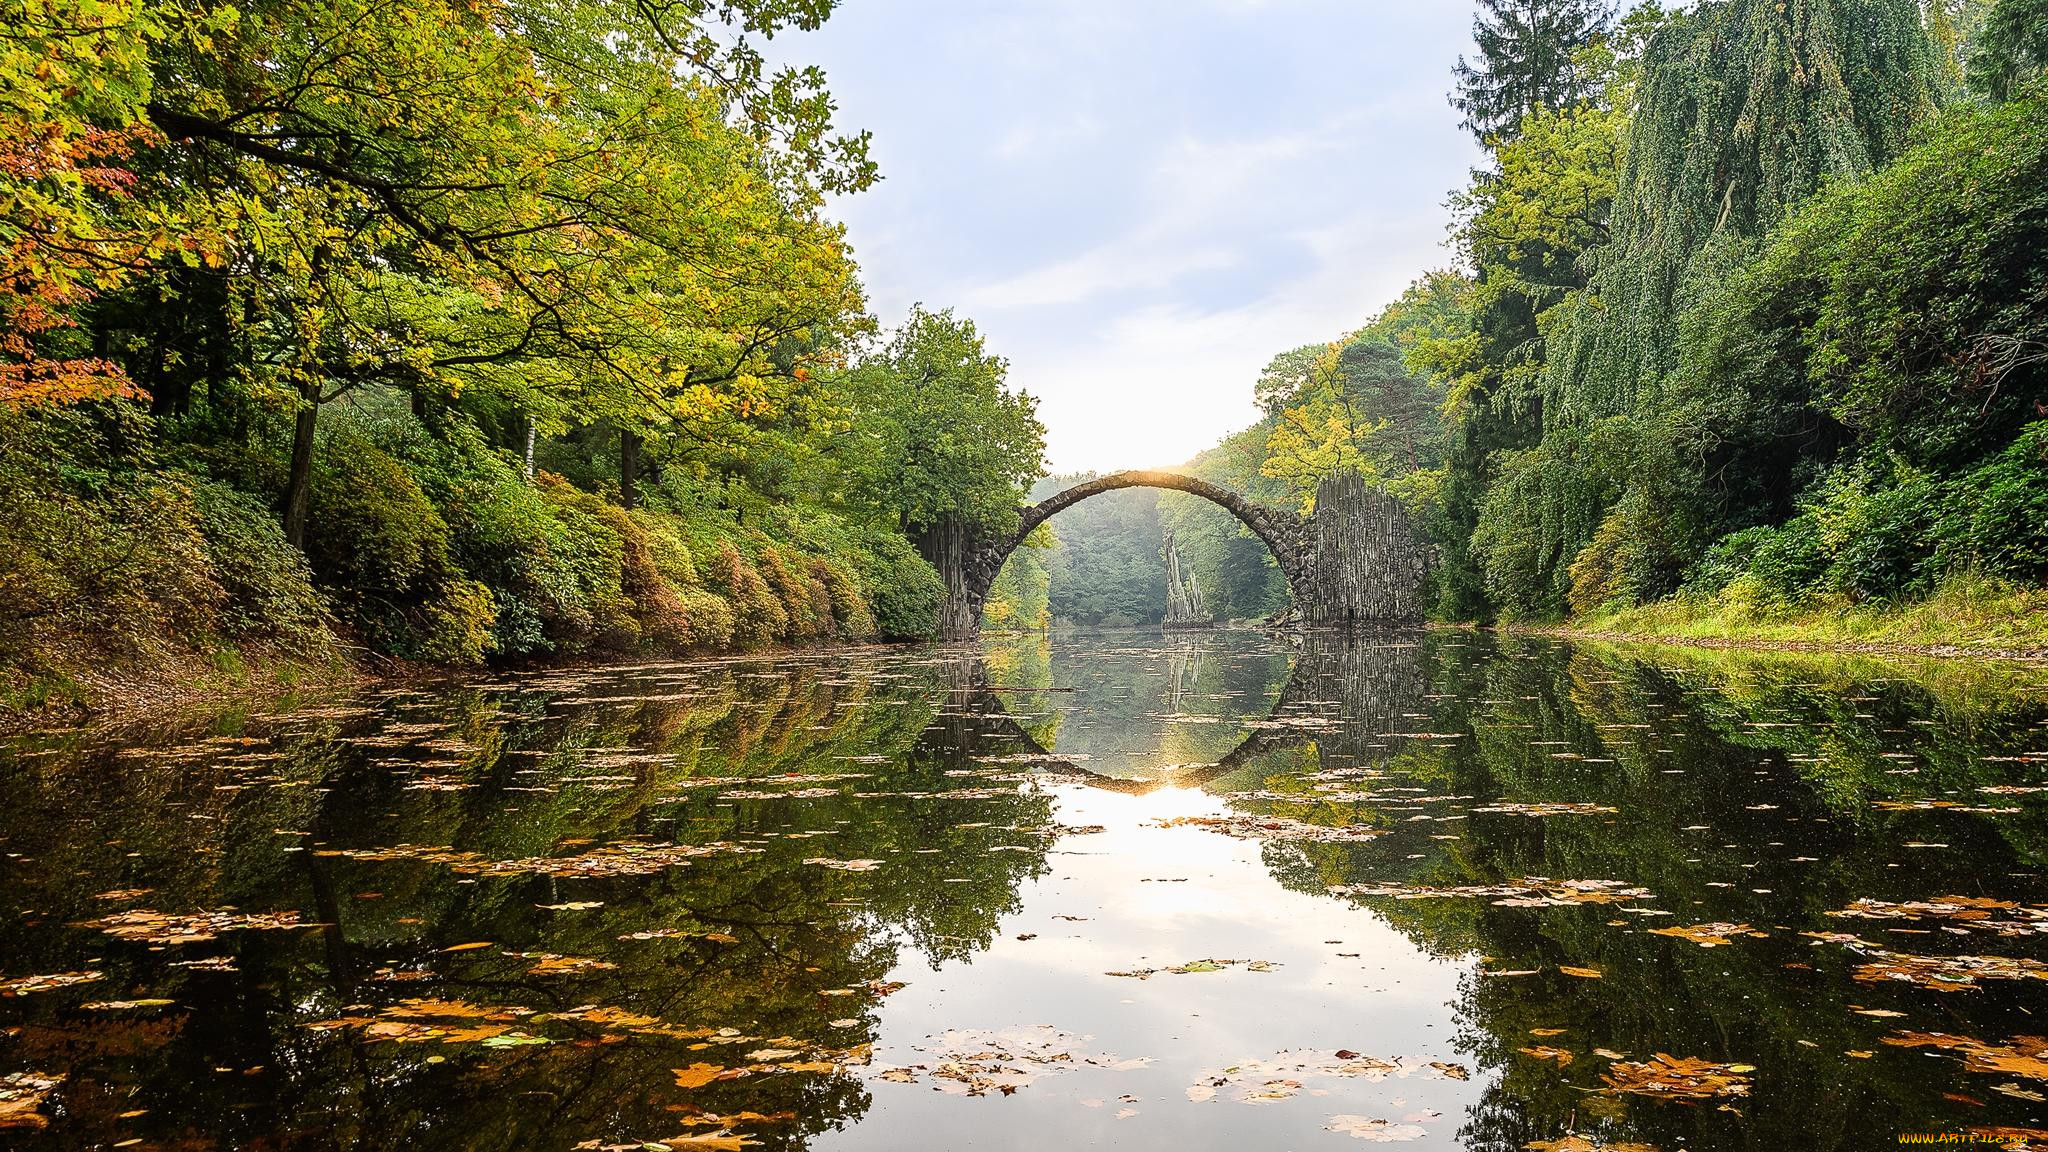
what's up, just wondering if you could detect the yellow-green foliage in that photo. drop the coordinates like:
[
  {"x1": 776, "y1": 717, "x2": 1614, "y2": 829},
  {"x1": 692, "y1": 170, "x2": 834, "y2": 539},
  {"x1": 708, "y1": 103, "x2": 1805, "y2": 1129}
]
[
  {"x1": 813, "y1": 557, "x2": 877, "y2": 639},
  {"x1": 701, "y1": 543, "x2": 782, "y2": 646},
  {"x1": 755, "y1": 541, "x2": 828, "y2": 639},
  {"x1": 0, "y1": 399, "x2": 936, "y2": 709}
]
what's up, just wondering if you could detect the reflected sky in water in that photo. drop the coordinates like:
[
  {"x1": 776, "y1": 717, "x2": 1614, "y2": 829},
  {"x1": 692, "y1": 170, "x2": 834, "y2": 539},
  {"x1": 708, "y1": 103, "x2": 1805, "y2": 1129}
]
[{"x1": 3, "y1": 632, "x2": 2048, "y2": 1150}]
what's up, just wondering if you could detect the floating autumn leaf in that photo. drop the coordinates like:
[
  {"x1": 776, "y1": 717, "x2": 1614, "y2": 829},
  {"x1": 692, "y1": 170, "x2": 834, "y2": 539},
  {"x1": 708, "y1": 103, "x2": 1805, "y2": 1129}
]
[
  {"x1": 1649, "y1": 923, "x2": 1761, "y2": 948},
  {"x1": 83, "y1": 909, "x2": 308, "y2": 944},
  {"x1": 621, "y1": 928, "x2": 741, "y2": 944},
  {"x1": 1826, "y1": 897, "x2": 2048, "y2": 936},
  {"x1": 1152, "y1": 815, "x2": 1386, "y2": 843},
  {"x1": 803, "y1": 858, "x2": 883, "y2": 871},
  {"x1": 519, "y1": 953, "x2": 618, "y2": 977},
  {"x1": 536, "y1": 901, "x2": 605, "y2": 911},
  {"x1": 0, "y1": 971, "x2": 102, "y2": 997},
  {"x1": 1560, "y1": 966, "x2": 1604, "y2": 979},
  {"x1": 658, "y1": 1133, "x2": 760, "y2": 1150},
  {"x1": 1187, "y1": 1051, "x2": 1468, "y2": 1105},
  {"x1": 1850, "y1": 949, "x2": 2048, "y2": 992},
  {"x1": 871, "y1": 1027, "x2": 1148, "y2": 1098},
  {"x1": 0, "y1": 1072, "x2": 62, "y2": 1130},
  {"x1": 1472, "y1": 802, "x2": 1619, "y2": 817},
  {"x1": 1525, "y1": 1137, "x2": 1658, "y2": 1152},
  {"x1": 1330, "y1": 879, "x2": 1653, "y2": 907},
  {"x1": 1874, "y1": 799, "x2": 2020, "y2": 814},
  {"x1": 1325, "y1": 1115, "x2": 1428, "y2": 1141},
  {"x1": 80, "y1": 998, "x2": 176, "y2": 1010},
  {"x1": 674, "y1": 1064, "x2": 729, "y2": 1089},
  {"x1": 443, "y1": 942, "x2": 494, "y2": 953},
  {"x1": 1519, "y1": 1046, "x2": 1574, "y2": 1066},
  {"x1": 669, "y1": 1112, "x2": 796, "y2": 1130},
  {"x1": 1600, "y1": 1054, "x2": 1751, "y2": 1100},
  {"x1": 1106, "y1": 959, "x2": 1279, "y2": 979},
  {"x1": 1883, "y1": 1032, "x2": 2048, "y2": 1080}
]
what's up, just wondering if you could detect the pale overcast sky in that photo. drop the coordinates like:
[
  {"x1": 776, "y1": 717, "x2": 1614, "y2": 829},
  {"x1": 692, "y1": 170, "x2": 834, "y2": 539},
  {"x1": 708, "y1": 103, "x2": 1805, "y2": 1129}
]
[{"x1": 781, "y1": 2, "x2": 1484, "y2": 474}]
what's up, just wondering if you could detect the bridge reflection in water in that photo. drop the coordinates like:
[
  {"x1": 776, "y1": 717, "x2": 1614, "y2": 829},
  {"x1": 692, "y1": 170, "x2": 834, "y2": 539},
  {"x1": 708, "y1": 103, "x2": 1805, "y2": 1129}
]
[{"x1": 926, "y1": 630, "x2": 1428, "y2": 794}]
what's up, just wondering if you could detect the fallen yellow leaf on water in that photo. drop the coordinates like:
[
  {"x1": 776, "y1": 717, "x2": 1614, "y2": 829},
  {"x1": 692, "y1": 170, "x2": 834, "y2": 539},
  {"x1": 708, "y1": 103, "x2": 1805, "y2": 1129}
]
[
  {"x1": 657, "y1": 1132, "x2": 758, "y2": 1150},
  {"x1": 1884, "y1": 1032, "x2": 2048, "y2": 1081},
  {"x1": 1560, "y1": 966, "x2": 1603, "y2": 979},
  {"x1": 1601, "y1": 1053, "x2": 1751, "y2": 1099},
  {"x1": 673, "y1": 1064, "x2": 727, "y2": 1089},
  {"x1": 1525, "y1": 1136, "x2": 1659, "y2": 1152},
  {"x1": 442, "y1": 942, "x2": 493, "y2": 952},
  {"x1": 1649, "y1": 922, "x2": 1754, "y2": 948}
]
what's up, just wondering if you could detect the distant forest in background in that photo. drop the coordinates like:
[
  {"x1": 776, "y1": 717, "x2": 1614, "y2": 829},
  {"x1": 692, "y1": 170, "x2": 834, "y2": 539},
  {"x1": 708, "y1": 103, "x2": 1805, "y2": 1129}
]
[{"x1": 990, "y1": 0, "x2": 2048, "y2": 635}]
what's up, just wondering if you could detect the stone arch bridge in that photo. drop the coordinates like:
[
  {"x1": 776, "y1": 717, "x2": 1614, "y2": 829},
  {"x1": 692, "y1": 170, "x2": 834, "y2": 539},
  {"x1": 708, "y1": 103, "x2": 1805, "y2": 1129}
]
[{"x1": 916, "y1": 468, "x2": 1426, "y2": 640}]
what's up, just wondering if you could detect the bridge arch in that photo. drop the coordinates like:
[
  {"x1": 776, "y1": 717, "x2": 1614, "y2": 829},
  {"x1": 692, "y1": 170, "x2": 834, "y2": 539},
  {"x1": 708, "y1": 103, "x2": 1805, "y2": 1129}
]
[
  {"x1": 919, "y1": 467, "x2": 1425, "y2": 640},
  {"x1": 948, "y1": 471, "x2": 1312, "y2": 640}
]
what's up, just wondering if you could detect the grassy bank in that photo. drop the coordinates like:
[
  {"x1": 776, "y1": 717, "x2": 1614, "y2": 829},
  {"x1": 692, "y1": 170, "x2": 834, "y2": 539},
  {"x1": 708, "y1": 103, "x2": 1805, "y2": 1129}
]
[{"x1": 1546, "y1": 574, "x2": 2048, "y2": 660}]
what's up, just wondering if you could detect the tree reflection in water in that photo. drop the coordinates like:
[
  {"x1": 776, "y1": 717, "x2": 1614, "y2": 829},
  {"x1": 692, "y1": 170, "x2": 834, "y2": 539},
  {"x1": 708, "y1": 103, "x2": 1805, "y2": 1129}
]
[{"x1": 2, "y1": 636, "x2": 2047, "y2": 1149}]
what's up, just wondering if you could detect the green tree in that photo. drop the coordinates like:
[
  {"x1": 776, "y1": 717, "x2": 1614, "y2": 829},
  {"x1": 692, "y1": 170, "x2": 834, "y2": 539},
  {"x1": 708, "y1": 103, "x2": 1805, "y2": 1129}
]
[
  {"x1": 832, "y1": 306, "x2": 1046, "y2": 539},
  {"x1": 1968, "y1": 0, "x2": 2048, "y2": 98},
  {"x1": 1451, "y1": 0, "x2": 1614, "y2": 144},
  {"x1": 1543, "y1": 0, "x2": 1944, "y2": 423}
]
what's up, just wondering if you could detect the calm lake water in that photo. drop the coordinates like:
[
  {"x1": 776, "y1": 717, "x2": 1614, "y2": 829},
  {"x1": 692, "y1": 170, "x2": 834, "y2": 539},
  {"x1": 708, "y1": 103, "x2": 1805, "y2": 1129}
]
[{"x1": 5, "y1": 631, "x2": 2048, "y2": 1150}]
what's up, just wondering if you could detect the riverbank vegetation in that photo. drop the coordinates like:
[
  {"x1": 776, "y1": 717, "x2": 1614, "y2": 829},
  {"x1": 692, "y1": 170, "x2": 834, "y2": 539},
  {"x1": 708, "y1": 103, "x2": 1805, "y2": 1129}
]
[
  {"x1": 0, "y1": 0, "x2": 1046, "y2": 711},
  {"x1": 1165, "y1": 0, "x2": 2048, "y2": 650}
]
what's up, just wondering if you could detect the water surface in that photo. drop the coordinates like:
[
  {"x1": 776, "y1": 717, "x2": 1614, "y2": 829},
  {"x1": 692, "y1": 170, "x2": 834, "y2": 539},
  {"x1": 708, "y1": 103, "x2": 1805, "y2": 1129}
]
[{"x1": 5, "y1": 632, "x2": 2048, "y2": 1150}]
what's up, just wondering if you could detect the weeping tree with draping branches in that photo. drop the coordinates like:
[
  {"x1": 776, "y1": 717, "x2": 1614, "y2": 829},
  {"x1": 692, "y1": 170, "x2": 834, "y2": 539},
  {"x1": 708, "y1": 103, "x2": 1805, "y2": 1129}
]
[
  {"x1": 1463, "y1": 0, "x2": 1948, "y2": 616},
  {"x1": 1541, "y1": 0, "x2": 1945, "y2": 426}
]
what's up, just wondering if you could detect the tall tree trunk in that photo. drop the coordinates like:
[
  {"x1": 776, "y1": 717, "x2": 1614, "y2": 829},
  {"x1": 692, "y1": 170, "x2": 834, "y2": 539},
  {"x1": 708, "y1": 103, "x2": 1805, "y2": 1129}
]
[
  {"x1": 619, "y1": 428, "x2": 642, "y2": 510},
  {"x1": 282, "y1": 380, "x2": 320, "y2": 548}
]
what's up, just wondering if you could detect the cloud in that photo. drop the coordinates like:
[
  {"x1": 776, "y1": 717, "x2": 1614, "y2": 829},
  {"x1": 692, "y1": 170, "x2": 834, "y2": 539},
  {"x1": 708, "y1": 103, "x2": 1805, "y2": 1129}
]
[{"x1": 782, "y1": 1, "x2": 1483, "y2": 472}]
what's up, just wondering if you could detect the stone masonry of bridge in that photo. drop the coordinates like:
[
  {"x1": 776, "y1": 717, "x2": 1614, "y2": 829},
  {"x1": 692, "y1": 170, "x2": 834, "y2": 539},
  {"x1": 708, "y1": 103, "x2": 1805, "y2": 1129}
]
[{"x1": 917, "y1": 468, "x2": 1426, "y2": 640}]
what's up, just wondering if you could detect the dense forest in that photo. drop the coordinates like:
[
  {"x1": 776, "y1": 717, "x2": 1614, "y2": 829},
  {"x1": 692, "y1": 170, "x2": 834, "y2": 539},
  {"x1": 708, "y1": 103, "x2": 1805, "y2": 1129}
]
[
  {"x1": 1134, "y1": 0, "x2": 2048, "y2": 638},
  {"x1": 0, "y1": 0, "x2": 1048, "y2": 707}
]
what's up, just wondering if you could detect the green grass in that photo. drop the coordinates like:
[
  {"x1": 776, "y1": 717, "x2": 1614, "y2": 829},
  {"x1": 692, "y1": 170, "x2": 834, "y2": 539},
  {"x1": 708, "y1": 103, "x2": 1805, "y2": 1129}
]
[{"x1": 1562, "y1": 572, "x2": 2048, "y2": 656}]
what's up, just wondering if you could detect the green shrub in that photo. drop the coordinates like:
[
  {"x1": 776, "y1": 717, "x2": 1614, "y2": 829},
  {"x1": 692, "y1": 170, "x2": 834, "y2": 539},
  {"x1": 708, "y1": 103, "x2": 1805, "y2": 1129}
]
[
  {"x1": 305, "y1": 433, "x2": 495, "y2": 663},
  {"x1": 813, "y1": 557, "x2": 876, "y2": 639},
  {"x1": 188, "y1": 479, "x2": 331, "y2": 653},
  {"x1": 851, "y1": 529, "x2": 943, "y2": 640},
  {"x1": 0, "y1": 406, "x2": 226, "y2": 672},
  {"x1": 529, "y1": 475, "x2": 638, "y2": 652},
  {"x1": 756, "y1": 541, "x2": 830, "y2": 639},
  {"x1": 1933, "y1": 421, "x2": 2048, "y2": 583},
  {"x1": 1806, "y1": 466, "x2": 1941, "y2": 602},
  {"x1": 707, "y1": 543, "x2": 787, "y2": 646}
]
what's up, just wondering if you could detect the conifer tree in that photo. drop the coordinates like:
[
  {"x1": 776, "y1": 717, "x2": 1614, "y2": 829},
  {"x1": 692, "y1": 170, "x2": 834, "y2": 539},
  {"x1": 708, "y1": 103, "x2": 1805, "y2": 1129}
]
[{"x1": 1451, "y1": 0, "x2": 1615, "y2": 144}]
